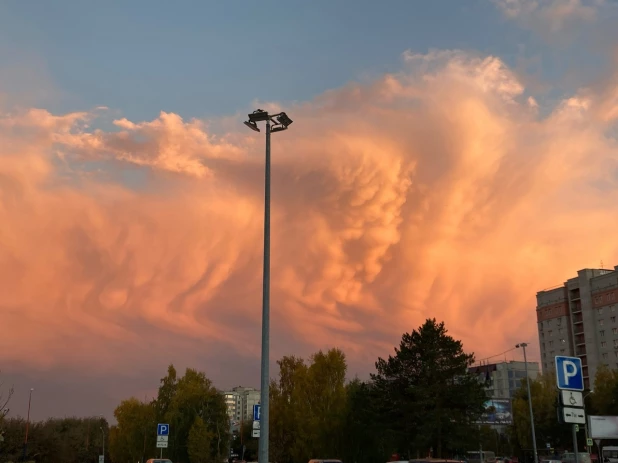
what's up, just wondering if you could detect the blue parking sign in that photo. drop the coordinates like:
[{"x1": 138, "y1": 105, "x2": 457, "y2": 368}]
[
  {"x1": 157, "y1": 423, "x2": 169, "y2": 436},
  {"x1": 555, "y1": 356, "x2": 584, "y2": 391},
  {"x1": 253, "y1": 404, "x2": 260, "y2": 421}
]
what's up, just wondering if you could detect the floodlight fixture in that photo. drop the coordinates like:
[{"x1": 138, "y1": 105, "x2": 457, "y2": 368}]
[
  {"x1": 275, "y1": 112, "x2": 293, "y2": 128},
  {"x1": 244, "y1": 120, "x2": 261, "y2": 132},
  {"x1": 248, "y1": 109, "x2": 271, "y2": 123},
  {"x1": 270, "y1": 125, "x2": 288, "y2": 133}
]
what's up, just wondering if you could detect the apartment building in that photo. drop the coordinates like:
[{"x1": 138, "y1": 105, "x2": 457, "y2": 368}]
[
  {"x1": 223, "y1": 386, "x2": 260, "y2": 424},
  {"x1": 470, "y1": 360, "x2": 540, "y2": 399},
  {"x1": 536, "y1": 265, "x2": 618, "y2": 389}
]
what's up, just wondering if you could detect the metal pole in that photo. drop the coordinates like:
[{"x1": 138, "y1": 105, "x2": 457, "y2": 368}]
[
  {"x1": 258, "y1": 120, "x2": 271, "y2": 463},
  {"x1": 573, "y1": 424, "x2": 579, "y2": 463},
  {"x1": 23, "y1": 388, "x2": 33, "y2": 461},
  {"x1": 522, "y1": 344, "x2": 539, "y2": 463},
  {"x1": 101, "y1": 426, "x2": 105, "y2": 462}
]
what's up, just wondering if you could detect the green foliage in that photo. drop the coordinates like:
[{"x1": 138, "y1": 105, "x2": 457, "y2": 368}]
[
  {"x1": 510, "y1": 373, "x2": 572, "y2": 456},
  {"x1": 590, "y1": 364, "x2": 618, "y2": 415},
  {"x1": 0, "y1": 416, "x2": 108, "y2": 463},
  {"x1": 108, "y1": 397, "x2": 156, "y2": 463},
  {"x1": 188, "y1": 416, "x2": 213, "y2": 463},
  {"x1": 107, "y1": 365, "x2": 229, "y2": 463},
  {"x1": 269, "y1": 349, "x2": 348, "y2": 463},
  {"x1": 371, "y1": 318, "x2": 488, "y2": 458}
]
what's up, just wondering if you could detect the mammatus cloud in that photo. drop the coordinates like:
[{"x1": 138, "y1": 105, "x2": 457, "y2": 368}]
[
  {"x1": 493, "y1": 0, "x2": 605, "y2": 31},
  {"x1": 1, "y1": 50, "x2": 618, "y2": 379}
]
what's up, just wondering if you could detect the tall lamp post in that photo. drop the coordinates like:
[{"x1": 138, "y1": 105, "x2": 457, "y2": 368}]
[
  {"x1": 22, "y1": 388, "x2": 34, "y2": 461},
  {"x1": 516, "y1": 343, "x2": 538, "y2": 463},
  {"x1": 584, "y1": 390, "x2": 594, "y2": 454},
  {"x1": 243, "y1": 109, "x2": 293, "y2": 463},
  {"x1": 100, "y1": 425, "x2": 105, "y2": 462}
]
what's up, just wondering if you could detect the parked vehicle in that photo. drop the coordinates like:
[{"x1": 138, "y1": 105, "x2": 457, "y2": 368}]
[
  {"x1": 467, "y1": 451, "x2": 497, "y2": 463},
  {"x1": 562, "y1": 453, "x2": 592, "y2": 463}
]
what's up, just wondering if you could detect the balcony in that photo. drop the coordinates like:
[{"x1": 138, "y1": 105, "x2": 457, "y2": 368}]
[{"x1": 572, "y1": 302, "x2": 582, "y2": 313}]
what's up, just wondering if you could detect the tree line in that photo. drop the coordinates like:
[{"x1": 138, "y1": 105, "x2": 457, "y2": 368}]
[{"x1": 9, "y1": 318, "x2": 617, "y2": 463}]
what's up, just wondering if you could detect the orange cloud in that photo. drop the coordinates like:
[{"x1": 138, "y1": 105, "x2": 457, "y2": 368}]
[{"x1": 1, "y1": 50, "x2": 617, "y2": 378}]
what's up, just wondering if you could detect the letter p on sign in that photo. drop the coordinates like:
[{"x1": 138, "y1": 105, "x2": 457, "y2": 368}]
[{"x1": 563, "y1": 361, "x2": 577, "y2": 385}]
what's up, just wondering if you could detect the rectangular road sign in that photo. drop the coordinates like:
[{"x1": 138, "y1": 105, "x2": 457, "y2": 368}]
[
  {"x1": 587, "y1": 438, "x2": 593, "y2": 446},
  {"x1": 561, "y1": 406, "x2": 586, "y2": 424},
  {"x1": 157, "y1": 435, "x2": 169, "y2": 442},
  {"x1": 157, "y1": 423, "x2": 170, "y2": 436},
  {"x1": 252, "y1": 429, "x2": 260, "y2": 438},
  {"x1": 561, "y1": 390, "x2": 584, "y2": 407},
  {"x1": 253, "y1": 420, "x2": 260, "y2": 430},
  {"x1": 156, "y1": 440, "x2": 169, "y2": 448},
  {"x1": 99, "y1": 456, "x2": 104, "y2": 463},
  {"x1": 555, "y1": 356, "x2": 584, "y2": 391},
  {"x1": 253, "y1": 404, "x2": 260, "y2": 421}
]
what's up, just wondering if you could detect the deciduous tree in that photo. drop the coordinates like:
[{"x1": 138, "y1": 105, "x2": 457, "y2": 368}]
[{"x1": 188, "y1": 416, "x2": 213, "y2": 463}]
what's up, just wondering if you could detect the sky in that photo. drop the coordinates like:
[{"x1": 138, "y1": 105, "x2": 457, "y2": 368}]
[{"x1": 1, "y1": 0, "x2": 618, "y2": 421}]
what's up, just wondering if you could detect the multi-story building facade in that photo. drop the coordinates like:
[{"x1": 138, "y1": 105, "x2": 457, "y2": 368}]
[
  {"x1": 470, "y1": 360, "x2": 540, "y2": 399},
  {"x1": 536, "y1": 265, "x2": 618, "y2": 389},
  {"x1": 223, "y1": 386, "x2": 260, "y2": 425}
]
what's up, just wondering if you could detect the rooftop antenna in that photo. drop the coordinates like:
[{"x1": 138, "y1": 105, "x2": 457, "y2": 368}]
[{"x1": 601, "y1": 260, "x2": 605, "y2": 269}]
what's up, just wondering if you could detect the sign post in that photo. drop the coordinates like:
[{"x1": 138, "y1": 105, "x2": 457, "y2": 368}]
[
  {"x1": 253, "y1": 404, "x2": 261, "y2": 438},
  {"x1": 556, "y1": 356, "x2": 585, "y2": 463},
  {"x1": 157, "y1": 423, "x2": 170, "y2": 458}
]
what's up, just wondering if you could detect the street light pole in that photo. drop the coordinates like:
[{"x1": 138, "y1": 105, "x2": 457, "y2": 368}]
[
  {"x1": 243, "y1": 109, "x2": 293, "y2": 463},
  {"x1": 22, "y1": 388, "x2": 34, "y2": 461},
  {"x1": 100, "y1": 426, "x2": 105, "y2": 462},
  {"x1": 516, "y1": 343, "x2": 538, "y2": 463},
  {"x1": 584, "y1": 391, "x2": 593, "y2": 454}
]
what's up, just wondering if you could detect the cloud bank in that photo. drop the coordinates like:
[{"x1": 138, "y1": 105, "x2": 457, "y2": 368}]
[{"x1": 1, "y1": 50, "x2": 618, "y2": 384}]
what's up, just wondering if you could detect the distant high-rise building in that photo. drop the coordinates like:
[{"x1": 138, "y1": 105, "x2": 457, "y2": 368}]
[
  {"x1": 469, "y1": 360, "x2": 540, "y2": 399},
  {"x1": 223, "y1": 386, "x2": 260, "y2": 425},
  {"x1": 536, "y1": 265, "x2": 618, "y2": 389}
]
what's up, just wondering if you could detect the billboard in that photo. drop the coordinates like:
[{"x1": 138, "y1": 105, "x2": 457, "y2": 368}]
[
  {"x1": 477, "y1": 399, "x2": 512, "y2": 424},
  {"x1": 588, "y1": 415, "x2": 618, "y2": 439}
]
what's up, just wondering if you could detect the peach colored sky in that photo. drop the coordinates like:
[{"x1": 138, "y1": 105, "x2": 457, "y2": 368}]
[{"x1": 2, "y1": 46, "x2": 618, "y2": 418}]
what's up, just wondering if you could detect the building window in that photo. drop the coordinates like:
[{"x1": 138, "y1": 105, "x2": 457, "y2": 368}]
[
  {"x1": 601, "y1": 341, "x2": 607, "y2": 348},
  {"x1": 612, "y1": 306, "x2": 616, "y2": 312},
  {"x1": 613, "y1": 328, "x2": 618, "y2": 335},
  {"x1": 612, "y1": 317, "x2": 617, "y2": 323},
  {"x1": 557, "y1": 318, "x2": 562, "y2": 326},
  {"x1": 559, "y1": 328, "x2": 566, "y2": 335},
  {"x1": 543, "y1": 352, "x2": 547, "y2": 358},
  {"x1": 561, "y1": 349, "x2": 566, "y2": 353},
  {"x1": 560, "y1": 338, "x2": 566, "y2": 344},
  {"x1": 614, "y1": 340, "x2": 618, "y2": 348},
  {"x1": 542, "y1": 332, "x2": 545, "y2": 339},
  {"x1": 603, "y1": 353, "x2": 609, "y2": 359},
  {"x1": 600, "y1": 320, "x2": 605, "y2": 326},
  {"x1": 550, "y1": 351, "x2": 555, "y2": 355},
  {"x1": 599, "y1": 308, "x2": 604, "y2": 315},
  {"x1": 601, "y1": 331, "x2": 605, "y2": 337},
  {"x1": 548, "y1": 330, "x2": 553, "y2": 336},
  {"x1": 549, "y1": 341, "x2": 554, "y2": 347}
]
